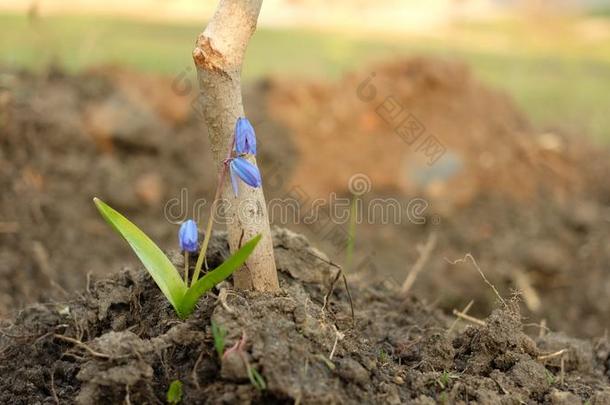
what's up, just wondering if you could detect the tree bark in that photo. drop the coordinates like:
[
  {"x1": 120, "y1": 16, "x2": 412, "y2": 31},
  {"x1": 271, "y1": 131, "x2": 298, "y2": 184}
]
[{"x1": 193, "y1": 0, "x2": 279, "y2": 292}]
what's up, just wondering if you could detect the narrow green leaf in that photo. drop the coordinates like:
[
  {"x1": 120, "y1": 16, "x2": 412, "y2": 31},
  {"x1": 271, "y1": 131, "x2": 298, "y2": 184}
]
[
  {"x1": 93, "y1": 198, "x2": 187, "y2": 313},
  {"x1": 179, "y1": 234, "x2": 262, "y2": 318},
  {"x1": 211, "y1": 320, "x2": 227, "y2": 358},
  {"x1": 248, "y1": 367, "x2": 267, "y2": 391}
]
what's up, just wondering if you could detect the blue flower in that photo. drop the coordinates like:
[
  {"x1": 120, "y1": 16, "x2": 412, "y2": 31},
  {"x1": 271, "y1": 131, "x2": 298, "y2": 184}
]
[
  {"x1": 229, "y1": 157, "x2": 262, "y2": 196},
  {"x1": 234, "y1": 117, "x2": 257, "y2": 155},
  {"x1": 179, "y1": 219, "x2": 199, "y2": 252}
]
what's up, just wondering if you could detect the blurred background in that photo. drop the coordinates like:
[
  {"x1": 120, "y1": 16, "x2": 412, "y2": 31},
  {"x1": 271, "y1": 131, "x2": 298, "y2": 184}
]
[{"x1": 0, "y1": 0, "x2": 609, "y2": 337}]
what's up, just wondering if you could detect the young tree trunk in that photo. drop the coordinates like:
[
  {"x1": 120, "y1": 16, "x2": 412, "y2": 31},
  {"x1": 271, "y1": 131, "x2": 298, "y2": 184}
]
[{"x1": 193, "y1": 0, "x2": 279, "y2": 292}]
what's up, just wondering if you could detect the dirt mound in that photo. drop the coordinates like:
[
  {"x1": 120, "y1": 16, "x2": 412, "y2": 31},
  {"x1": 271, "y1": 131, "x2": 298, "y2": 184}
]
[
  {"x1": 1, "y1": 58, "x2": 609, "y2": 342},
  {"x1": 267, "y1": 57, "x2": 609, "y2": 207},
  {"x1": 0, "y1": 229, "x2": 608, "y2": 404},
  {"x1": 265, "y1": 57, "x2": 610, "y2": 338}
]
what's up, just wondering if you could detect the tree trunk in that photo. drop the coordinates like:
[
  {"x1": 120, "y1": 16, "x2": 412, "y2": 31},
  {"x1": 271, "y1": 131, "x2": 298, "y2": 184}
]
[{"x1": 193, "y1": 0, "x2": 279, "y2": 292}]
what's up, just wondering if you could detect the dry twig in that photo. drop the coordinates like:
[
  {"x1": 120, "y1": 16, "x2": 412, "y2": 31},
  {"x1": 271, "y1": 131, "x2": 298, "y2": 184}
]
[
  {"x1": 329, "y1": 325, "x2": 344, "y2": 361},
  {"x1": 539, "y1": 319, "x2": 547, "y2": 338},
  {"x1": 447, "y1": 300, "x2": 474, "y2": 334},
  {"x1": 50, "y1": 366, "x2": 59, "y2": 405},
  {"x1": 53, "y1": 334, "x2": 112, "y2": 359},
  {"x1": 322, "y1": 269, "x2": 341, "y2": 312},
  {"x1": 305, "y1": 250, "x2": 355, "y2": 326},
  {"x1": 452, "y1": 309, "x2": 486, "y2": 326},
  {"x1": 513, "y1": 269, "x2": 541, "y2": 312},
  {"x1": 537, "y1": 348, "x2": 568, "y2": 387},
  {"x1": 191, "y1": 345, "x2": 206, "y2": 390},
  {"x1": 445, "y1": 253, "x2": 506, "y2": 307},
  {"x1": 401, "y1": 232, "x2": 437, "y2": 295},
  {"x1": 537, "y1": 348, "x2": 568, "y2": 361},
  {"x1": 217, "y1": 288, "x2": 235, "y2": 314}
]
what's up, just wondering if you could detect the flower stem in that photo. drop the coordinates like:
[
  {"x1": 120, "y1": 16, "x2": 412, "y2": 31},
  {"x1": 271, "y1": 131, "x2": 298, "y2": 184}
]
[
  {"x1": 184, "y1": 251, "x2": 189, "y2": 284},
  {"x1": 191, "y1": 136, "x2": 236, "y2": 286}
]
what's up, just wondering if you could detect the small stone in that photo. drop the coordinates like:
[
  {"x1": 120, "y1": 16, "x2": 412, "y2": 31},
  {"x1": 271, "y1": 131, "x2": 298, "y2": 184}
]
[
  {"x1": 337, "y1": 357, "x2": 369, "y2": 387},
  {"x1": 509, "y1": 358, "x2": 549, "y2": 397},
  {"x1": 379, "y1": 382, "x2": 401, "y2": 405},
  {"x1": 361, "y1": 356, "x2": 376, "y2": 371},
  {"x1": 293, "y1": 306, "x2": 307, "y2": 324},
  {"x1": 548, "y1": 389, "x2": 582, "y2": 405},
  {"x1": 221, "y1": 351, "x2": 249, "y2": 381},
  {"x1": 393, "y1": 376, "x2": 405, "y2": 385}
]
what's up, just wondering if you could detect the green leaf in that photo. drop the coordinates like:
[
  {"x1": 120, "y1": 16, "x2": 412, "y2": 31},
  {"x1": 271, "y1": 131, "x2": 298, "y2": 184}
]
[
  {"x1": 211, "y1": 320, "x2": 227, "y2": 358},
  {"x1": 93, "y1": 198, "x2": 187, "y2": 314},
  {"x1": 166, "y1": 380, "x2": 183, "y2": 404},
  {"x1": 178, "y1": 234, "x2": 261, "y2": 318},
  {"x1": 248, "y1": 367, "x2": 267, "y2": 391}
]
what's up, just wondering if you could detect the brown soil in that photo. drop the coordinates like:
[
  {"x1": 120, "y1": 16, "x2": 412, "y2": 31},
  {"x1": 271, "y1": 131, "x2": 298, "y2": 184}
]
[
  {"x1": 0, "y1": 67, "x2": 293, "y2": 316},
  {"x1": 265, "y1": 57, "x2": 610, "y2": 338},
  {"x1": 1, "y1": 229, "x2": 608, "y2": 404},
  {"x1": 268, "y1": 57, "x2": 607, "y2": 205},
  {"x1": 0, "y1": 55, "x2": 609, "y2": 350}
]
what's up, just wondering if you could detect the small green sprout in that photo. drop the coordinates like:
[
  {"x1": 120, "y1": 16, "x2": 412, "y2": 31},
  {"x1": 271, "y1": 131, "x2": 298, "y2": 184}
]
[
  {"x1": 248, "y1": 367, "x2": 267, "y2": 391},
  {"x1": 545, "y1": 369, "x2": 556, "y2": 385},
  {"x1": 166, "y1": 380, "x2": 183, "y2": 404},
  {"x1": 94, "y1": 198, "x2": 261, "y2": 319},
  {"x1": 378, "y1": 348, "x2": 389, "y2": 365},
  {"x1": 436, "y1": 370, "x2": 459, "y2": 389},
  {"x1": 211, "y1": 320, "x2": 227, "y2": 358}
]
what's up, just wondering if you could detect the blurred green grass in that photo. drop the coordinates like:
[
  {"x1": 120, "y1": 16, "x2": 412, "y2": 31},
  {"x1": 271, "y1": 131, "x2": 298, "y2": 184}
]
[{"x1": 1, "y1": 12, "x2": 609, "y2": 143}]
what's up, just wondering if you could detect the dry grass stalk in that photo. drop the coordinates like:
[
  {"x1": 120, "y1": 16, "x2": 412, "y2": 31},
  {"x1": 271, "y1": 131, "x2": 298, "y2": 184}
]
[
  {"x1": 445, "y1": 253, "x2": 506, "y2": 307},
  {"x1": 513, "y1": 269, "x2": 541, "y2": 313},
  {"x1": 401, "y1": 232, "x2": 438, "y2": 295},
  {"x1": 448, "y1": 300, "x2": 475, "y2": 334},
  {"x1": 452, "y1": 309, "x2": 486, "y2": 326}
]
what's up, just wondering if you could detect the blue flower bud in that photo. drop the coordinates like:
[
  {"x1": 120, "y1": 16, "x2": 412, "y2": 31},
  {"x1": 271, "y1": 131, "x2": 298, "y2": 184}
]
[
  {"x1": 179, "y1": 219, "x2": 199, "y2": 252},
  {"x1": 229, "y1": 157, "x2": 262, "y2": 196},
  {"x1": 234, "y1": 117, "x2": 257, "y2": 155}
]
